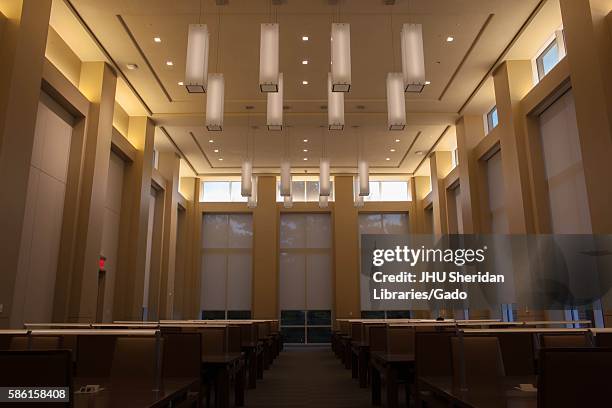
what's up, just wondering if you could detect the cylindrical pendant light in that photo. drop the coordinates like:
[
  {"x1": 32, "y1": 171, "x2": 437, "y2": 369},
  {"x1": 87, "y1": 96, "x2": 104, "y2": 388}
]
[
  {"x1": 247, "y1": 175, "x2": 258, "y2": 209},
  {"x1": 331, "y1": 23, "x2": 351, "y2": 92},
  {"x1": 354, "y1": 176, "x2": 365, "y2": 208},
  {"x1": 206, "y1": 74, "x2": 224, "y2": 131},
  {"x1": 387, "y1": 72, "x2": 406, "y2": 130},
  {"x1": 283, "y1": 195, "x2": 293, "y2": 209},
  {"x1": 280, "y1": 160, "x2": 291, "y2": 196},
  {"x1": 358, "y1": 160, "x2": 369, "y2": 196},
  {"x1": 319, "y1": 158, "x2": 331, "y2": 197},
  {"x1": 328, "y1": 73, "x2": 344, "y2": 130},
  {"x1": 267, "y1": 73, "x2": 283, "y2": 131},
  {"x1": 241, "y1": 160, "x2": 253, "y2": 197},
  {"x1": 260, "y1": 23, "x2": 279, "y2": 92},
  {"x1": 319, "y1": 195, "x2": 329, "y2": 208},
  {"x1": 185, "y1": 24, "x2": 209, "y2": 93},
  {"x1": 401, "y1": 23, "x2": 426, "y2": 93}
]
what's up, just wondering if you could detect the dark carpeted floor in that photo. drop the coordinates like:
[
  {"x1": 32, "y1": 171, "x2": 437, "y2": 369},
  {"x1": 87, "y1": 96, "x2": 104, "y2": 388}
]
[{"x1": 245, "y1": 346, "x2": 374, "y2": 408}]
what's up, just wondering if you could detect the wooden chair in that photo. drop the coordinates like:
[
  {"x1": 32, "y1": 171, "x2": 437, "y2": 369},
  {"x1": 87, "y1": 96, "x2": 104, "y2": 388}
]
[
  {"x1": 594, "y1": 332, "x2": 612, "y2": 347},
  {"x1": 163, "y1": 332, "x2": 202, "y2": 407},
  {"x1": 0, "y1": 350, "x2": 71, "y2": 407},
  {"x1": 466, "y1": 331, "x2": 535, "y2": 375},
  {"x1": 451, "y1": 336, "x2": 505, "y2": 387},
  {"x1": 10, "y1": 335, "x2": 62, "y2": 350},
  {"x1": 414, "y1": 331, "x2": 454, "y2": 408},
  {"x1": 75, "y1": 335, "x2": 116, "y2": 378},
  {"x1": 386, "y1": 326, "x2": 415, "y2": 354},
  {"x1": 538, "y1": 348, "x2": 612, "y2": 408},
  {"x1": 540, "y1": 333, "x2": 591, "y2": 348}
]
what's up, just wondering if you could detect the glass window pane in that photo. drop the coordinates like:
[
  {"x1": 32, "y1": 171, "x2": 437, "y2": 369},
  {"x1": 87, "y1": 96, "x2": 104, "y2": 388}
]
[
  {"x1": 281, "y1": 327, "x2": 306, "y2": 344},
  {"x1": 200, "y1": 254, "x2": 226, "y2": 310},
  {"x1": 280, "y1": 214, "x2": 306, "y2": 248},
  {"x1": 380, "y1": 182, "x2": 409, "y2": 201},
  {"x1": 386, "y1": 310, "x2": 411, "y2": 319},
  {"x1": 226, "y1": 254, "x2": 252, "y2": 311},
  {"x1": 202, "y1": 182, "x2": 230, "y2": 202},
  {"x1": 359, "y1": 214, "x2": 384, "y2": 234},
  {"x1": 306, "y1": 254, "x2": 332, "y2": 309},
  {"x1": 382, "y1": 213, "x2": 410, "y2": 234},
  {"x1": 306, "y1": 214, "x2": 331, "y2": 249},
  {"x1": 202, "y1": 214, "x2": 229, "y2": 248},
  {"x1": 306, "y1": 181, "x2": 320, "y2": 202},
  {"x1": 541, "y1": 42, "x2": 559, "y2": 77},
  {"x1": 230, "y1": 181, "x2": 248, "y2": 202},
  {"x1": 201, "y1": 310, "x2": 226, "y2": 320},
  {"x1": 228, "y1": 214, "x2": 253, "y2": 248},
  {"x1": 488, "y1": 107, "x2": 499, "y2": 131},
  {"x1": 366, "y1": 182, "x2": 381, "y2": 201},
  {"x1": 279, "y1": 252, "x2": 306, "y2": 309},
  {"x1": 361, "y1": 311, "x2": 385, "y2": 319},
  {"x1": 292, "y1": 181, "x2": 306, "y2": 202},
  {"x1": 228, "y1": 310, "x2": 251, "y2": 320},
  {"x1": 307, "y1": 310, "x2": 331, "y2": 325},
  {"x1": 307, "y1": 327, "x2": 331, "y2": 343},
  {"x1": 281, "y1": 310, "x2": 306, "y2": 326}
]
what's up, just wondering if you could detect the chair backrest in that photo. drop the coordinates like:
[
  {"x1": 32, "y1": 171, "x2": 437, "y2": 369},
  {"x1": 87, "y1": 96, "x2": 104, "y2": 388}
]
[
  {"x1": 110, "y1": 336, "x2": 160, "y2": 380},
  {"x1": 476, "y1": 332, "x2": 535, "y2": 375},
  {"x1": 350, "y1": 322, "x2": 362, "y2": 341},
  {"x1": 0, "y1": 350, "x2": 72, "y2": 408},
  {"x1": 369, "y1": 325, "x2": 387, "y2": 353},
  {"x1": 228, "y1": 325, "x2": 242, "y2": 353},
  {"x1": 540, "y1": 333, "x2": 590, "y2": 348},
  {"x1": 415, "y1": 331, "x2": 454, "y2": 377},
  {"x1": 451, "y1": 336, "x2": 505, "y2": 386},
  {"x1": 594, "y1": 332, "x2": 612, "y2": 347},
  {"x1": 76, "y1": 335, "x2": 116, "y2": 378},
  {"x1": 240, "y1": 323, "x2": 257, "y2": 345},
  {"x1": 163, "y1": 332, "x2": 201, "y2": 379},
  {"x1": 9, "y1": 335, "x2": 62, "y2": 350},
  {"x1": 201, "y1": 327, "x2": 227, "y2": 356},
  {"x1": 539, "y1": 348, "x2": 612, "y2": 408},
  {"x1": 387, "y1": 326, "x2": 415, "y2": 354}
]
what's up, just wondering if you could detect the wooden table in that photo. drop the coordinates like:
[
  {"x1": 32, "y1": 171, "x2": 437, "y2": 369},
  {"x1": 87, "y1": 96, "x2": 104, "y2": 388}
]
[
  {"x1": 73, "y1": 378, "x2": 198, "y2": 408},
  {"x1": 418, "y1": 376, "x2": 538, "y2": 408},
  {"x1": 241, "y1": 341, "x2": 262, "y2": 388},
  {"x1": 203, "y1": 353, "x2": 245, "y2": 408},
  {"x1": 370, "y1": 352, "x2": 415, "y2": 408},
  {"x1": 350, "y1": 341, "x2": 370, "y2": 388}
]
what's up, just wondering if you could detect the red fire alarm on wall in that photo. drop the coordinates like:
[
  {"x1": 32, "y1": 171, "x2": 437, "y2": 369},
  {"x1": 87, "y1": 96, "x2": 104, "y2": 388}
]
[{"x1": 99, "y1": 256, "x2": 106, "y2": 272}]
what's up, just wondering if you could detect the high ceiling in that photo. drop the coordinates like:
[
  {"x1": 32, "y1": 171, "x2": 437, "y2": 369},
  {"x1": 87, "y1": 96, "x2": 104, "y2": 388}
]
[{"x1": 56, "y1": 0, "x2": 548, "y2": 175}]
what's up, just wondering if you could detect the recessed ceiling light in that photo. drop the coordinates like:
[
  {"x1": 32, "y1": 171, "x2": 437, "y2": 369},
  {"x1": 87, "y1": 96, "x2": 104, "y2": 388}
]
[
  {"x1": 386, "y1": 157, "x2": 391, "y2": 161},
  {"x1": 214, "y1": 149, "x2": 219, "y2": 153},
  {"x1": 446, "y1": 36, "x2": 455, "y2": 42},
  {"x1": 303, "y1": 149, "x2": 308, "y2": 152},
  {"x1": 303, "y1": 139, "x2": 308, "y2": 143},
  {"x1": 415, "y1": 150, "x2": 425, "y2": 156},
  {"x1": 395, "y1": 139, "x2": 401, "y2": 143},
  {"x1": 302, "y1": 36, "x2": 309, "y2": 41},
  {"x1": 425, "y1": 81, "x2": 431, "y2": 85},
  {"x1": 166, "y1": 61, "x2": 174, "y2": 66},
  {"x1": 303, "y1": 157, "x2": 308, "y2": 161},
  {"x1": 126, "y1": 63, "x2": 139, "y2": 70},
  {"x1": 154, "y1": 37, "x2": 162, "y2": 43},
  {"x1": 302, "y1": 60, "x2": 308, "y2": 65},
  {"x1": 209, "y1": 139, "x2": 214, "y2": 143},
  {"x1": 302, "y1": 80, "x2": 309, "y2": 85},
  {"x1": 218, "y1": 158, "x2": 223, "y2": 161},
  {"x1": 178, "y1": 81, "x2": 184, "y2": 86},
  {"x1": 390, "y1": 149, "x2": 396, "y2": 152}
]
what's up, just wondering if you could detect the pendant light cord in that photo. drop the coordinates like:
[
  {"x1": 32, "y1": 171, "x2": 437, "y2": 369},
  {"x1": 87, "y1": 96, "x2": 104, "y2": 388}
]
[
  {"x1": 216, "y1": 7, "x2": 222, "y2": 72},
  {"x1": 198, "y1": 0, "x2": 203, "y2": 24},
  {"x1": 390, "y1": 10, "x2": 396, "y2": 72}
]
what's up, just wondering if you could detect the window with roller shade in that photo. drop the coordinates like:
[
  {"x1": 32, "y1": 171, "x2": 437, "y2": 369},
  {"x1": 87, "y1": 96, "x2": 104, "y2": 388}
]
[
  {"x1": 279, "y1": 214, "x2": 332, "y2": 344},
  {"x1": 200, "y1": 214, "x2": 252, "y2": 320}
]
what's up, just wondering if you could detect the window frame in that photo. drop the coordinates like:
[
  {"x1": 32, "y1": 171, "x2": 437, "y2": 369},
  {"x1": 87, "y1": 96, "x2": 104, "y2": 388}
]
[
  {"x1": 486, "y1": 106, "x2": 499, "y2": 134},
  {"x1": 535, "y1": 39, "x2": 559, "y2": 81}
]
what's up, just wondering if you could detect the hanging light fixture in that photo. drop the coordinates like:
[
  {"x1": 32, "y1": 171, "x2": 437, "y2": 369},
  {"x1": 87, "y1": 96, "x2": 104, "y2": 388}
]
[
  {"x1": 358, "y1": 160, "x2": 369, "y2": 196},
  {"x1": 185, "y1": 24, "x2": 209, "y2": 93},
  {"x1": 206, "y1": 73, "x2": 224, "y2": 131},
  {"x1": 260, "y1": 23, "x2": 279, "y2": 92},
  {"x1": 241, "y1": 161, "x2": 253, "y2": 197},
  {"x1": 331, "y1": 23, "x2": 351, "y2": 92},
  {"x1": 319, "y1": 195, "x2": 329, "y2": 208},
  {"x1": 267, "y1": 73, "x2": 283, "y2": 130},
  {"x1": 319, "y1": 159, "x2": 331, "y2": 197},
  {"x1": 328, "y1": 73, "x2": 344, "y2": 130},
  {"x1": 387, "y1": 72, "x2": 406, "y2": 130},
  {"x1": 247, "y1": 175, "x2": 258, "y2": 209},
  {"x1": 401, "y1": 23, "x2": 426, "y2": 93},
  {"x1": 354, "y1": 175, "x2": 365, "y2": 208},
  {"x1": 283, "y1": 194, "x2": 293, "y2": 209},
  {"x1": 280, "y1": 161, "x2": 291, "y2": 197}
]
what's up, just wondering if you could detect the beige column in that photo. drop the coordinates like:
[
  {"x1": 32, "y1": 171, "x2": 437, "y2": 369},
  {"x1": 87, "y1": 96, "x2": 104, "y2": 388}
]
[
  {"x1": 333, "y1": 175, "x2": 360, "y2": 319},
  {"x1": 113, "y1": 117, "x2": 155, "y2": 320},
  {"x1": 176, "y1": 177, "x2": 199, "y2": 319},
  {"x1": 559, "y1": 0, "x2": 612, "y2": 233},
  {"x1": 0, "y1": 0, "x2": 52, "y2": 327},
  {"x1": 61, "y1": 62, "x2": 117, "y2": 322},
  {"x1": 158, "y1": 152, "x2": 180, "y2": 319},
  {"x1": 190, "y1": 180, "x2": 202, "y2": 318},
  {"x1": 492, "y1": 60, "x2": 535, "y2": 234},
  {"x1": 411, "y1": 176, "x2": 431, "y2": 234},
  {"x1": 456, "y1": 116, "x2": 484, "y2": 233},
  {"x1": 429, "y1": 151, "x2": 453, "y2": 235},
  {"x1": 252, "y1": 176, "x2": 278, "y2": 319}
]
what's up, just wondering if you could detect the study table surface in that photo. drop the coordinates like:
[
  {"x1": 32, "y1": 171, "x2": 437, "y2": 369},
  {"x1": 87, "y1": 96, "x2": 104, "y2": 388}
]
[
  {"x1": 73, "y1": 377, "x2": 198, "y2": 408},
  {"x1": 418, "y1": 376, "x2": 538, "y2": 408},
  {"x1": 370, "y1": 352, "x2": 415, "y2": 408}
]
